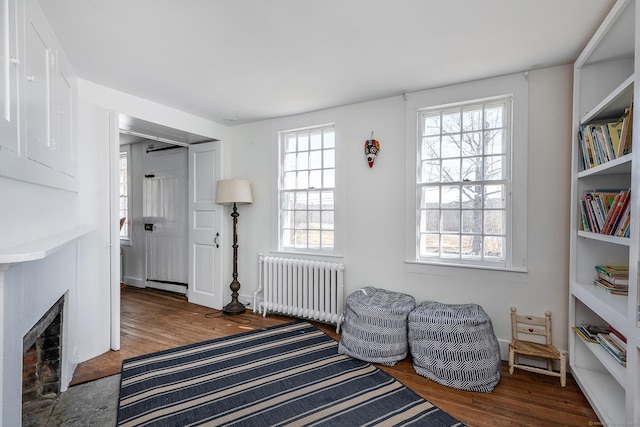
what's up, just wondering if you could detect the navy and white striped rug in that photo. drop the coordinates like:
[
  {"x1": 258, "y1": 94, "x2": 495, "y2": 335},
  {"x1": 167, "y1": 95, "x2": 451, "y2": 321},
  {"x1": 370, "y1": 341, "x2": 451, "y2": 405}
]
[{"x1": 117, "y1": 321, "x2": 464, "y2": 426}]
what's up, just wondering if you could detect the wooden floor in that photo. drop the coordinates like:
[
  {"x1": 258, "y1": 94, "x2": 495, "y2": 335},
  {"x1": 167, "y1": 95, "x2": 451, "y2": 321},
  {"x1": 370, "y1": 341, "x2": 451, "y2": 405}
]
[{"x1": 72, "y1": 286, "x2": 599, "y2": 427}]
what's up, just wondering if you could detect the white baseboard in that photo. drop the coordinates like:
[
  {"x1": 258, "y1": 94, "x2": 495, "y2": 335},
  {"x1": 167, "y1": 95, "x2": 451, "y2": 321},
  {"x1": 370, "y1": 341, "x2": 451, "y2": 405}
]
[
  {"x1": 123, "y1": 276, "x2": 144, "y2": 288},
  {"x1": 123, "y1": 277, "x2": 187, "y2": 295},
  {"x1": 238, "y1": 293, "x2": 255, "y2": 310},
  {"x1": 147, "y1": 280, "x2": 187, "y2": 295}
]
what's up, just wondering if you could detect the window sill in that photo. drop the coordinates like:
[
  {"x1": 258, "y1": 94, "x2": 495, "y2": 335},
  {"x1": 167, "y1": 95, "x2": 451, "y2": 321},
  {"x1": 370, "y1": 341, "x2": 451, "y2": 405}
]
[{"x1": 404, "y1": 259, "x2": 528, "y2": 284}]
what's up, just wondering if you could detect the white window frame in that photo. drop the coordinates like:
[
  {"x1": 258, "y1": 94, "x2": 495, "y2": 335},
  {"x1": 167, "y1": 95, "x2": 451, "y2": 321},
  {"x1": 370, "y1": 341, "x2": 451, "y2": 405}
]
[
  {"x1": 404, "y1": 73, "x2": 528, "y2": 274},
  {"x1": 271, "y1": 109, "x2": 344, "y2": 258},
  {"x1": 119, "y1": 145, "x2": 132, "y2": 245}
]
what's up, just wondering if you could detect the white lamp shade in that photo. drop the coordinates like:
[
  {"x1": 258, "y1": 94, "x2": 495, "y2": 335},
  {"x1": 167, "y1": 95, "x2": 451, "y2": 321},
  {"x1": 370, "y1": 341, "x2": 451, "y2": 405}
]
[{"x1": 215, "y1": 179, "x2": 253, "y2": 205}]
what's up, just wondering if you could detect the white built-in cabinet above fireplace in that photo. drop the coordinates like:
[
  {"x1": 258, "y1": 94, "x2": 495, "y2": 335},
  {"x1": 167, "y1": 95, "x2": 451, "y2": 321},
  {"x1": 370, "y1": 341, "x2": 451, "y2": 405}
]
[{"x1": 0, "y1": 0, "x2": 77, "y2": 191}]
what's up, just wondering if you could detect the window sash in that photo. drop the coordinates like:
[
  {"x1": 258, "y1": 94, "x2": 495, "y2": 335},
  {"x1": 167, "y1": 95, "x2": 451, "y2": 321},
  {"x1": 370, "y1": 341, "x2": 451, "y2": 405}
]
[
  {"x1": 119, "y1": 151, "x2": 129, "y2": 240},
  {"x1": 416, "y1": 98, "x2": 512, "y2": 267},
  {"x1": 279, "y1": 124, "x2": 336, "y2": 253}
]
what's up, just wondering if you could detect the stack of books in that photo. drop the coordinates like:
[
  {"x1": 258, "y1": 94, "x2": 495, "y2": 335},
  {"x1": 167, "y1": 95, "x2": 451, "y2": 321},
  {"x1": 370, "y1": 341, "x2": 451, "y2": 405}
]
[
  {"x1": 594, "y1": 265, "x2": 629, "y2": 295},
  {"x1": 573, "y1": 323, "x2": 627, "y2": 367},
  {"x1": 596, "y1": 327, "x2": 627, "y2": 367},
  {"x1": 578, "y1": 102, "x2": 633, "y2": 169},
  {"x1": 572, "y1": 324, "x2": 606, "y2": 343},
  {"x1": 580, "y1": 189, "x2": 631, "y2": 237}
]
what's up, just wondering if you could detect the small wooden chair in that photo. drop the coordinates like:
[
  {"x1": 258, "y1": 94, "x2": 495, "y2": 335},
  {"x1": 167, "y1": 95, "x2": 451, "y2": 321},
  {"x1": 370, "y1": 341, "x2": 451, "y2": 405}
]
[{"x1": 509, "y1": 306, "x2": 566, "y2": 387}]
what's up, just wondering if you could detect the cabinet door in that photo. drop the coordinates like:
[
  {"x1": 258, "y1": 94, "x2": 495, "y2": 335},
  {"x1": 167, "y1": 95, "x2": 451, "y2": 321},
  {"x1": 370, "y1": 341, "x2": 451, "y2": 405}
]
[
  {"x1": 24, "y1": 0, "x2": 54, "y2": 168},
  {"x1": 0, "y1": 0, "x2": 19, "y2": 153},
  {"x1": 55, "y1": 52, "x2": 76, "y2": 177}
]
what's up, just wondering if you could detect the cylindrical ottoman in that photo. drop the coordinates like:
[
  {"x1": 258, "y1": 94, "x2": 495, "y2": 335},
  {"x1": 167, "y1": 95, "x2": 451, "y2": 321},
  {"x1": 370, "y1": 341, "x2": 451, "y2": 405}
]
[
  {"x1": 338, "y1": 287, "x2": 416, "y2": 366},
  {"x1": 408, "y1": 301, "x2": 501, "y2": 392}
]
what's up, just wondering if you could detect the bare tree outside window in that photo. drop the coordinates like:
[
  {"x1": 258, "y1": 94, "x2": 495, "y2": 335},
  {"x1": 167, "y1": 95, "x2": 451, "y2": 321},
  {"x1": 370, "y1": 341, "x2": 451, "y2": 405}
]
[{"x1": 418, "y1": 98, "x2": 511, "y2": 264}]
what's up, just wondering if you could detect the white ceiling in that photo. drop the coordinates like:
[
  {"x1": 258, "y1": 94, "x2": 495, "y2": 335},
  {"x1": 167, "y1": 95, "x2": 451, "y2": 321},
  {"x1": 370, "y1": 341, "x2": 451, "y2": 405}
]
[{"x1": 38, "y1": 0, "x2": 615, "y2": 126}]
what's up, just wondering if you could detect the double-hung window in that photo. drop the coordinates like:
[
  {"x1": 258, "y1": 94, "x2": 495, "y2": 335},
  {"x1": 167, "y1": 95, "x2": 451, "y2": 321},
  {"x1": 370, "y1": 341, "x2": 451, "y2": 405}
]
[
  {"x1": 418, "y1": 98, "x2": 510, "y2": 264},
  {"x1": 278, "y1": 123, "x2": 336, "y2": 253},
  {"x1": 406, "y1": 73, "x2": 528, "y2": 272},
  {"x1": 119, "y1": 149, "x2": 130, "y2": 242}
]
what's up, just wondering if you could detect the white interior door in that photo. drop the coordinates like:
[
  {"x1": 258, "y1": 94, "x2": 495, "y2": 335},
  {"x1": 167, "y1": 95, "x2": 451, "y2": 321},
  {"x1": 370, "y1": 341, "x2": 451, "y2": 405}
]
[
  {"x1": 143, "y1": 144, "x2": 188, "y2": 293},
  {"x1": 188, "y1": 141, "x2": 223, "y2": 308}
]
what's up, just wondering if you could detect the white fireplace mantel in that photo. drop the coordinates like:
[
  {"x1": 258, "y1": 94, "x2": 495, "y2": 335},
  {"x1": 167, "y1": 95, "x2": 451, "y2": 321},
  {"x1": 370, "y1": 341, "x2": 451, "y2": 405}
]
[
  {"x1": 0, "y1": 227, "x2": 92, "y2": 269},
  {"x1": 0, "y1": 226, "x2": 92, "y2": 425}
]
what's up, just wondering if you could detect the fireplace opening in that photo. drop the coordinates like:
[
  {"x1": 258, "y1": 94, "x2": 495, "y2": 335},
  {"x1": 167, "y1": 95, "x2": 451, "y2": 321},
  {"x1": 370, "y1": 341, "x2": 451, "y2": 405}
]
[{"x1": 22, "y1": 297, "x2": 64, "y2": 410}]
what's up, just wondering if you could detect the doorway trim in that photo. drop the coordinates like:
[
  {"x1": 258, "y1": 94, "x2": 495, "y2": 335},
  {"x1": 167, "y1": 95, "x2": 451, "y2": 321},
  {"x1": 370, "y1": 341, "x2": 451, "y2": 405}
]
[
  {"x1": 108, "y1": 113, "x2": 224, "y2": 351},
  {"x1": 109, "y1": 111, "x2": 121, "y2": 350}
]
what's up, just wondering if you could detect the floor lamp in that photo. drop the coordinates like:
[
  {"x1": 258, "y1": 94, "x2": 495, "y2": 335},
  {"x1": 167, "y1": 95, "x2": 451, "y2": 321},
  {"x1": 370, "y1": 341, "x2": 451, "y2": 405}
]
[{"x1": 215, "y1": 179, "x2": 253, "y2": 314}]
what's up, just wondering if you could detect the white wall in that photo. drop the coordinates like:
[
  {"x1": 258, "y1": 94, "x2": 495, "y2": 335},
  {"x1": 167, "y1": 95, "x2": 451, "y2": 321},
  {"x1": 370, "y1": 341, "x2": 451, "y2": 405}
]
[
  {"x1": 74, "y1": 96, "x2": 113, "y2": 361},
  {"x1": 0, "y1": 178, "x2": 77, "y2": 248},
  {"x1": 229, "y1": 64, "x2": 573, "y2": 354}
]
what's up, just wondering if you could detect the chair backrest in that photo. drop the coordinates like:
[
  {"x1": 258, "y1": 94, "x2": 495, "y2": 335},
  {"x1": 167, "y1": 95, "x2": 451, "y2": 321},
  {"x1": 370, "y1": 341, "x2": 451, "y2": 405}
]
[{"x1": 510, "y1": 306, "x2": 552, "y2": 345}]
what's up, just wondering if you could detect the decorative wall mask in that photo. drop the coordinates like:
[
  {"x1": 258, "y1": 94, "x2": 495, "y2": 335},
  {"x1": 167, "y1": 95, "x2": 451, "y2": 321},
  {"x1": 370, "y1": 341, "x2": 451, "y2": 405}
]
[{"x1": 364, "y1": 134, "x2": 380, "y2": 168}]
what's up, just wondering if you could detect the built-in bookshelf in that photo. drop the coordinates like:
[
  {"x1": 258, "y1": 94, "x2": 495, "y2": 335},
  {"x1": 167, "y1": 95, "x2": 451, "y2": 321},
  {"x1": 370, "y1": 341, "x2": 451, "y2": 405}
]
[{"x1": 569, "y1": 0, "x2": 639, "y2": 424}]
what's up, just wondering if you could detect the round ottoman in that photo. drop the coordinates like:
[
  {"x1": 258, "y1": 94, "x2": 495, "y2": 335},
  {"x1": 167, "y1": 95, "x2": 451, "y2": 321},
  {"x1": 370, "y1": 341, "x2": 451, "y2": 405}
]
[
  {"x1": 408, "y1": 301, "x2": 501, "y2": 392},
  {"x1": 338, "y1": 287, "x2": 416, "y2": 366}
]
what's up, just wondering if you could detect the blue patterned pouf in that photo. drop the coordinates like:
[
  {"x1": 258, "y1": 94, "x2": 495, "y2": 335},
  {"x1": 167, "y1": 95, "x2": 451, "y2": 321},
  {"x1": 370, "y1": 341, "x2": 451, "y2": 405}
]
[
  {"x1": 338, "y1": 287, "x2": 416, "y2": 366},
  {"x1": 408, "y1": 301, "x2": 501, "y2": 393}
]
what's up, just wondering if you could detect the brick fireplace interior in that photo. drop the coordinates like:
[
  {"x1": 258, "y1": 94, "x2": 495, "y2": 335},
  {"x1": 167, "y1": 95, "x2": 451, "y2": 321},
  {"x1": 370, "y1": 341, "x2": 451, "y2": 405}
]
[{"x1": 22, "y1": 297, "x2": 65, "y2": 408}]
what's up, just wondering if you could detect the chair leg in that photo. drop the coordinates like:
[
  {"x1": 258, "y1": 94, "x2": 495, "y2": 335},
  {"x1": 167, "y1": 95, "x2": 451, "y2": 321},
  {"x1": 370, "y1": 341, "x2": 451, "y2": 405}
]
[
  {"x1": 508, "y1": 347, "x2": 515, "y2": 374},
  {"x1": 560, "y1": 353, "x2": 566, "y2": 387}
]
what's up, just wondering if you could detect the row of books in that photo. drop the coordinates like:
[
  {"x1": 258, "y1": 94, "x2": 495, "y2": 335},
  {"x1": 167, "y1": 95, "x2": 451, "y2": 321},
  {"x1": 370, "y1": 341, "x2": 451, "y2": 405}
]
[
  {"x1": 579, "y1": 102, "x2": 633, "y2": 170},
  {"x1": 593, "y1": 265, "x2": 629, "y2": 296},
  {"x1": 573, "y1": 323, "x2": 627, "y2": 367},
  {"x1": 580, "y1": 189, "x2": 630, "y2": 237}
]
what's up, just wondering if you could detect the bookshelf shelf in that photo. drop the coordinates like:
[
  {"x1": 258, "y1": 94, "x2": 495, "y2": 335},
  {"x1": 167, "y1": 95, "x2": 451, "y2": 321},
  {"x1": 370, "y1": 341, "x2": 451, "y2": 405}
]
[
  {"x1": 569, "y1": 0, "x2": 638, "y2": 423},
  {"x1": 571, "y1": 364, "x2": 626, "y2": 424},
  {"x1": 581, "y1": 75, "x2": 634, "y2": 125},
  {"x1": 574, "y1": 282, "x2": 628, "y2": 332},
  {"x1": 574, "y1": 332, "x2": 627, "y2": 387},
  {"x1": 577, "y1": 154, "x2": 631, "y2": 178},
  {"x1": 577, "y1": 231, "x2": 630, "y2": 246}
]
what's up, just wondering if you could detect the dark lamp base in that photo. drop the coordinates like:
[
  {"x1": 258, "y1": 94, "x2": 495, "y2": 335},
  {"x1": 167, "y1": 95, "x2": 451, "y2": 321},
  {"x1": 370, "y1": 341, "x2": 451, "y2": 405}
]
[{"x1": 223, "y1": 300, "x2": 246, "y2": 315}]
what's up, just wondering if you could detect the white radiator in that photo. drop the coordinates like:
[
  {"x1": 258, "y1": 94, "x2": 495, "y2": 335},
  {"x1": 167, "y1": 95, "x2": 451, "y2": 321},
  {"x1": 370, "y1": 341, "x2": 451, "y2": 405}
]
[{"x1": 254, "y1": 255, "x2": 345, "y2": 332}]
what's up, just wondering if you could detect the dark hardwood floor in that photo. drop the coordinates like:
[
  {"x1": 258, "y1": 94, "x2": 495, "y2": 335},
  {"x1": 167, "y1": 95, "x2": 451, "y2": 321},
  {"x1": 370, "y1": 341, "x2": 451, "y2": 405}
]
[{"x1": 72, "y1": 286, "x2": 599, "y2": 427}]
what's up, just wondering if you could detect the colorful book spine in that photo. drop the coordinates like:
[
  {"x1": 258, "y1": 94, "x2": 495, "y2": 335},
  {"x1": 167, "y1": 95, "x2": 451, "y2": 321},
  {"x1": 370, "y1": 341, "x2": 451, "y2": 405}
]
[
  {"x1": 596, "y1": 333, "x2": 626, "y2": 366},
  {"x1": 572, "y1": 325, "x2": 598, "y2": 343},
  {"x1": 595, "y1": 265, "x2": 629, "y2": 278},
  {"x1": 581, "y1": 190, "x2": 630, "y2": 235},
  {"x1": 596, "y1": 271, "x2": 629, "y2": 286},
  {"x1": 578, "y1": 103, "x2": 633, "y2": 169}
]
